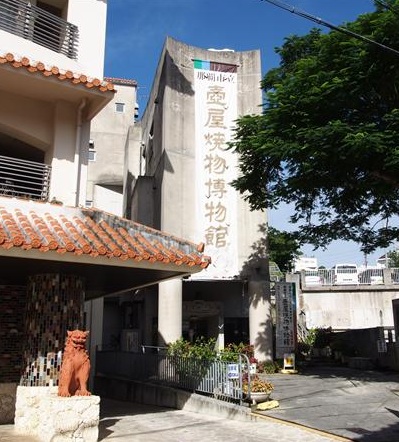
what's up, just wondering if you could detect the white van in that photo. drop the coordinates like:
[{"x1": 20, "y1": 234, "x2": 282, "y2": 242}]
[{"x1": 331, "y1": 263, "x2": 358, "y2": 285}]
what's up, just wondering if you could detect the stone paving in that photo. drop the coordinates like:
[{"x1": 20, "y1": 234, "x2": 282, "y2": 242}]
[
  {"x1": 0, "y1": 428, "x2": 39, "y2": 442},
  {"x1": 0, "y1": 397, "x2": 341, "y2": 442},
  {"x1": 98, "y1": 399, "x2": 341, "y2": 442},
  {"x1": 1, "y1": 364, "x2": 398, "y2": 442},
  {"x1": 257, "y1": 364, "x2": 399, "y2": 442}
]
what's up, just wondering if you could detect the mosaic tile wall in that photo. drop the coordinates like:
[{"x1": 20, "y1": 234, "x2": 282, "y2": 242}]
[
  {"x1": 0, "y1": 285, "x2": 26, "y2": 383},
  {"x1": 20, "y1": 274, "x2": 85, "y2": 387}
]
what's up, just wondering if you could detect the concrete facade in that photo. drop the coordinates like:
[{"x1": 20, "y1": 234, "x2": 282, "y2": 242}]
[
  {"x1": 0, "y1": 0, "x2": 113, "y2": 208},
  {"x1": 123, "y1": 37, "x2": 271, "y2": 360},
  {"x1": 87, "y1": 78, "x2": 138, "y2": 216},
  {"x1": 287, "y1": 273, "x2": 399, "y2": 331},
  {"x1": 302, "y1": 288, "x2": 399, "y2": 330}
]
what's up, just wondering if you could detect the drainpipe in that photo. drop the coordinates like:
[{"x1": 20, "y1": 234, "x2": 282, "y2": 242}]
[{"x1": 74, "y1": 98, "x2": 87, "y2": 206}]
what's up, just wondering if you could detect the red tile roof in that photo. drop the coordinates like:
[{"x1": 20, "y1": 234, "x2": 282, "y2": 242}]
[
  {"x1": 0, "y1": 52, "x2": 115, "y2": 93},
  {"x1": 0, "y1": 199, "x2": 210, "y2": 271}
]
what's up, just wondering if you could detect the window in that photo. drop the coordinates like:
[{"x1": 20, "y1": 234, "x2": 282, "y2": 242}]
[
  {"x1": 115, "y1": 102, "x2": 125, "y2": 113},
  {"x1": 88, "y1": 149, "x2": 96, "y2": 161},
  {"x1": 85, "y1": 200, "x2": 93, "y2": 208}
]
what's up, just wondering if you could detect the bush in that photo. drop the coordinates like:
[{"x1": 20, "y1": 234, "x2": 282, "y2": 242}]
[
  {"x1": 219, "y1": 342, "x2": 256, "y2": 363},
  {"x1": 167, "y1": 337, "x2": 217, "y2": 359},
  {"x1": 258, "y1": 360, "x2": 281, "y2": 374},
  {"x1": 167, "y1": 339, "x2": 282, "y2": 373}
]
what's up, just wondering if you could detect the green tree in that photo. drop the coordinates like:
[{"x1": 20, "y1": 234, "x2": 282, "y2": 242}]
[
  {"x1": 268, "y1": 226, "x2": 302, "y2": 272},
  {"x1": 230, "y1": 1, "x2": 399, "y2": 254},
  {"x1": 387, "y1": 250, "x2": 399, "y2": 267}
]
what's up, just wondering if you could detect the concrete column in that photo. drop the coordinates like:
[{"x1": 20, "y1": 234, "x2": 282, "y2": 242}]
[
  {"x1": 383, "y1": 268, "x2": 392, "y2": 284},
  {"x1": 158, "y1": 278, "x2": 182, "y2": 346},
  {"x1": 84, "y1": 298, "x2": 104, "y2": 390},
  {"x1": 21, "y1": 274, "x2": 85, "y2": 386},
  {"x1": 247, "y1": 260, "x2": 273, "y2": 362}
]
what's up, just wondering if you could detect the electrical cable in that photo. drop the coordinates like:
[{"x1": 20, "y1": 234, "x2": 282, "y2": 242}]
[
  {"x1": 260, "y1": 0, "x2": 399, "y2": 57},
  {"x1": 375, "y1": 0, "x2": 399, "y2": 16}
]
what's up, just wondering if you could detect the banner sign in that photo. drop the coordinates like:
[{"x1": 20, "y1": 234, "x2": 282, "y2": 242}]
[
  {"x1": 275, "y1": 282, "x2": 296, "y2": 359},
  {"x1": 193, "y1": 59, "x2": 238, "y2": 278}
]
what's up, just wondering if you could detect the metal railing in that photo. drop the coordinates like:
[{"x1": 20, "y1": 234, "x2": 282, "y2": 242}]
[
  {"x1": 302, "y1": 268, "x2": 399, "y2": 287},
  {"x1": 0, "y1": 155, "x2": 51, "y2": 201},
  {"x1": 96, "y1": 349, "x2": 251, "y2": 405},
  {"x1": 0, "y1": 0, "x2": 78, "y2": 59},
  {"x1": 358, "y1": 268, "x2": 384, "y2": 285}
]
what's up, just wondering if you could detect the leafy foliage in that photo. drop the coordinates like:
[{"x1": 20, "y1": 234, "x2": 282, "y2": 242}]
[
  {"x1": 242, "y1": 374, "x2": 274, "y2": 393},
  {"x1": 167, "y1": 339, "x2": 280, "y2": 374},
  {"x1": 219, "y1": 342, "x2": 256, "y2": 362},
  {"x1": 268, "y1": 226, "x2": 302, "y2": 272},
  {"x1": 167, "y1": 337, "x2": 217, "y2": 359},
  {"x1": 387, "y1": 249, "x2": 399, "y2": 267},
  {"x1": 230, "y1": 2, "x2": 399, "y2": 254}
]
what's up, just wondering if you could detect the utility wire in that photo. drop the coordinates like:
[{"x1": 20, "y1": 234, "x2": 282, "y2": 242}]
[
  {"x1": 260, "y1": 0, "x2": 399, "y2": 57},
  {"x1": 375, "y1": 0, "x2": 399, "y2": 16}
]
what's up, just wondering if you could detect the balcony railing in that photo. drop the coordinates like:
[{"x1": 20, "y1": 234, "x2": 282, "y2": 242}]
[
  {"x1": 302, "y1": 267, "x2": 399, "y2": 287},
  {"x1": 0, "y1": 155, "x2": 51, "y2": 201},
  {"x1": 0, "y1": 0, "x2": 78, "y2": 59}
]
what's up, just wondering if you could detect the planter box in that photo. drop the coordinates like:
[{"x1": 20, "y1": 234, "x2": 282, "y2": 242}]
[{"x1": 249, "y1": 391, "x2": 271, "y2": 404}]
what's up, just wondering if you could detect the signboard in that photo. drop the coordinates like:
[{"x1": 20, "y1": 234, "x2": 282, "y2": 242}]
[
  {"x1": 275, "y1": 282, "x2": 296, "y2": 359},
  {"x1": 193, "y1": 59, "x2": 239, "y2": 278},
  {"x1": 283, "y1": 353, "x2": 295, "y2": 370},
  {"x1": 227, "y1": 363, "x2": 239, "y2": 379}
]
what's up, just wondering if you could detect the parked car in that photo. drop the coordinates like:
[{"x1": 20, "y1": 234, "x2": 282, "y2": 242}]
[{"x1": 331, "y1": 263, "x2": 358, "y2": 285}]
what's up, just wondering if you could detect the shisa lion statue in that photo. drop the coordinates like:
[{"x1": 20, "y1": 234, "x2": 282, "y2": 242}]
[{"x1": 58, "y1": 329, "x2": 91, "y2": 397}]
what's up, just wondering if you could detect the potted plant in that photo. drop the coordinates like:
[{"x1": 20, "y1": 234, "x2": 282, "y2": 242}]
[{"x1": 242, "y1": 374, "x2": 274, "y2": 404}]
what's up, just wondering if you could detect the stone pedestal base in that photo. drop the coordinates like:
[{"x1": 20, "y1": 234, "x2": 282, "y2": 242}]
[{"x1": 15, "y1": 386, "x2": 100, "y2": 442}]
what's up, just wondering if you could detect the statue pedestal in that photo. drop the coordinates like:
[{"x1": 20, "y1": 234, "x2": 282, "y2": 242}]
[{"x1": 15, "y1": 386, "x2": 100, "y2": 442}]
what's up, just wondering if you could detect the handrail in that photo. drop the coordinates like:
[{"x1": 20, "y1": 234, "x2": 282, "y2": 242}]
[
  {"x1": 96, "y1": 349, "x2": 253, "y2": 405},
  {"x1": 0, "y1": 155, "x2": 51, "y2": 201},
  {"x1": 0, "y1": 0, "x2": 78, "y2": 59},
  {"x1": 301, "y1": 268, "x2": 399, "y2": 287}
]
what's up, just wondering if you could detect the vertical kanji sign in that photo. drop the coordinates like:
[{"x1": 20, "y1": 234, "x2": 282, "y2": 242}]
[
  {"x1": 275, "y1": 282, "x2": 297, "y2": 359},
  {"x1": 193, "y1": 59, "x2": 238, "y2": 278}
]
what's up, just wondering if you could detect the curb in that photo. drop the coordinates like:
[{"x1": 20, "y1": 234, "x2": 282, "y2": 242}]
[{"x1": 251, "y1": 411, "x2": 352, "y2": 441}]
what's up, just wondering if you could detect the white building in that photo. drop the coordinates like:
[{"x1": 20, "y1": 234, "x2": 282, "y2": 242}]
[
  {"x1": 294, "y1": 256, "x2": 318, "y2": 272},
  {"x1": 0, "y1": 2, "x2": 209, "y2": 426},
  {"x1": 86, "y1": 77, "x2": 138, "y2": 216},
  {"x1": 121, "y1": 37, "x2": 272, "y2": 361}
]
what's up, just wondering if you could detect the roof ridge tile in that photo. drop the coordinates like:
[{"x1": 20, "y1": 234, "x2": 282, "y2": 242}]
[
  {"x1": 0, "y1": 51, "x2": 115, "y2": 93},
  {"x1": 0, "y1": 203, "x2": 211, "y2": 271}
]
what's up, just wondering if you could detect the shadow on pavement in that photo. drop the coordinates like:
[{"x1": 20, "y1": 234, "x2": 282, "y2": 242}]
[
  {"x1": 258, "y1": 362, "x2": 399, "y2": 442},
  {"x1": 98, "y1": 398, "x2": 174, "y2": 441}
]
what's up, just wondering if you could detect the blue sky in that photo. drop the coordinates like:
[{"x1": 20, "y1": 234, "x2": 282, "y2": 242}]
[{"x1": 104, "y1": 0, "x2": 391, "y2": 268}]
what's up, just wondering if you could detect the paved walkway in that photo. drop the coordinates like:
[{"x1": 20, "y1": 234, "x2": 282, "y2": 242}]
[
  {"x1": 257, "y1": 364, "x2": 399, "y2": 441},
  {"x1": 1, "y1": 364, "x2": 398, "y2": 441},
  {"x1": 98, "y1": 398, "x2": 340, "y2": 442},
  {"x1": 0, "y1": 399, "x2": 341, "y2": 442}
]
